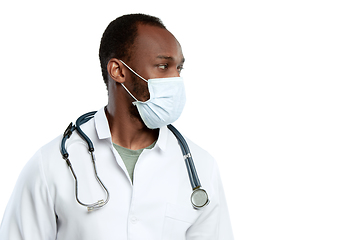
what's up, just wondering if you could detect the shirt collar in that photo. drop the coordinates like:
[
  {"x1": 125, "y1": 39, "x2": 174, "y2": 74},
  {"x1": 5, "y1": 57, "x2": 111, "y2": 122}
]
[{"x1": 94, "y1": 106, "x2": 168, "y2": 151}]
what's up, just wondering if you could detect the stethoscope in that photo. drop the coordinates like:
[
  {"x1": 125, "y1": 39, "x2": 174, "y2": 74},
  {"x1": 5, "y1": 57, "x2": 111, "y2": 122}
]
[{"x1": 60, "y1": 111, "x2": 209, "y2": 212}]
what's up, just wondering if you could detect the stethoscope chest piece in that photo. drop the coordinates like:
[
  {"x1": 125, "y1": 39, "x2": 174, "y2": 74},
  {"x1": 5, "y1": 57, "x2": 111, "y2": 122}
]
[{"x1": 191, "y1": 188, "x2": 210, "y2": 209}]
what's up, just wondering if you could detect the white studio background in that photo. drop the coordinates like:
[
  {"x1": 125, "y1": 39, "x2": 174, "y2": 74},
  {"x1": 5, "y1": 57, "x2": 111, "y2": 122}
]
[{"x1": 0, "y1": 0, "x2": 359, "y2": 239}]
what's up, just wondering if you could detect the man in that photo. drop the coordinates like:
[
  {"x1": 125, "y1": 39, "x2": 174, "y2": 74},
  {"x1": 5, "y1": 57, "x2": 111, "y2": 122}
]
[{"x1": 0, "y1": 14, "x2": 234, "y2": 239}]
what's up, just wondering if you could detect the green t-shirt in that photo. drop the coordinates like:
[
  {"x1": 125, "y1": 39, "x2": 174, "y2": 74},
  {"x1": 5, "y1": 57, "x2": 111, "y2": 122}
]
[{"x1": 112, "y1": 141, "x2": 156, "y2": 182}]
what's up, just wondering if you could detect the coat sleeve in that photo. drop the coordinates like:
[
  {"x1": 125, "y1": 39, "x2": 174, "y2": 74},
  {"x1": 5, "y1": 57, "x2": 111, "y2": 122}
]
[
  {"x1": 0, "y1": 150, "x2": 57, "y2": 240},
  {"x1": 186, "y1": 160, "x2": 234, "y2": 240}
]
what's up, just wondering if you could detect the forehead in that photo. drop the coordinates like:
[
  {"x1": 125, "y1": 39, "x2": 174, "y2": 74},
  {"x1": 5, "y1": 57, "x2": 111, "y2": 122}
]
[{"x1": 132, "y1": 24, "x2": 183, "y2": 61}]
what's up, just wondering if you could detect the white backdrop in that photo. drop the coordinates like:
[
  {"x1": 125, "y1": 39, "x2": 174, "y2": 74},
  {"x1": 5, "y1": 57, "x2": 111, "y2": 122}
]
[{"x1": 1, "y1": 0, "x2": 360, "y2": 239}]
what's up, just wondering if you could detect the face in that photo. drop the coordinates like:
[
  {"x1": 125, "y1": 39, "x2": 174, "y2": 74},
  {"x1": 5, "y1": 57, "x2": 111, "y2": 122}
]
[{"x1": 125, "y1": 24, "x2": 185, "y2": 102}]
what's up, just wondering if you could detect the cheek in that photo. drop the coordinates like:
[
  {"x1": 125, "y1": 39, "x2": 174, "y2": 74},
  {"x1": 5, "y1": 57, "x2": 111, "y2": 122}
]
[{"x1": 132, "y1": 75, "x2": 150, "y2": 101}]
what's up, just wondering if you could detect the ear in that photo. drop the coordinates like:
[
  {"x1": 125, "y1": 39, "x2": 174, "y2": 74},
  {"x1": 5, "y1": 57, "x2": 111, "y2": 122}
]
[{"x1": 107, "y1": 58, "x2": 126, "y2": 84}]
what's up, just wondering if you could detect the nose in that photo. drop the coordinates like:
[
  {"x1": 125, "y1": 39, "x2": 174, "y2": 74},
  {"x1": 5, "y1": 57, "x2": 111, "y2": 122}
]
[
  {"x1": 174, "y1": 70, "x2": 181, "y2": 78},
  {"x1": 164, "y1": 68, "x2": 180, "y2": 78}
]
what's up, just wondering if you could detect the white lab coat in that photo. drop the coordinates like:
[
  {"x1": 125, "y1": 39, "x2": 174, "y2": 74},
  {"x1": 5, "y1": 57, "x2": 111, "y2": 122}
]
[{"x1": 0, "y1": 108, "x2": 234, "y2": 240}]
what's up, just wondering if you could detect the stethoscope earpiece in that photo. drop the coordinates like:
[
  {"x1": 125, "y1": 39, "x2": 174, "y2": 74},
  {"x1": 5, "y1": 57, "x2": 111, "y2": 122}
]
[{"x1": 60, "y1": 112, "x2": 109, "y2": 212}]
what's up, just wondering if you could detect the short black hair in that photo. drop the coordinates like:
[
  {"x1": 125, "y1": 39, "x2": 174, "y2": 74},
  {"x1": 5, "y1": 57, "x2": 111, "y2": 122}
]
[{"x1": 99, "y1": 13, "x2": 166, "y2": 89}]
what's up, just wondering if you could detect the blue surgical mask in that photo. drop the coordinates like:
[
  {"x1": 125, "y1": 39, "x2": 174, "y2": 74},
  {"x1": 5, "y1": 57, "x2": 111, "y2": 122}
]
[{"x1": 119, "y1": 60, "x2": 186, "y2": 129}]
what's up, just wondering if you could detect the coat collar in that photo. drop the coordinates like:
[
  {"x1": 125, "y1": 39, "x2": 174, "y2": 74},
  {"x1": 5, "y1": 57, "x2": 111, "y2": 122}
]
[{"x1": 94, "y1": 107, "x2": 168, "y2": 151}]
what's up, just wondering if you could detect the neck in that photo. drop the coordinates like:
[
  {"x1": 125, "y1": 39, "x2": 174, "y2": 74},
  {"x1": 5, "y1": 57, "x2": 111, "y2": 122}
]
[{"x1": 105, "y1": 97, "x2": 159, "y2": 151}]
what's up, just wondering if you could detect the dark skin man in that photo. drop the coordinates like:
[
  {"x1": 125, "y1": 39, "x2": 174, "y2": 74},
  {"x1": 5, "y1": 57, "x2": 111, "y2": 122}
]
[
  {"x1": 0, "y1": 14, "x2": 234, "y2": 239},
  {"x1": 105, "y1": 24, "x2": 185, "y2": 150}
]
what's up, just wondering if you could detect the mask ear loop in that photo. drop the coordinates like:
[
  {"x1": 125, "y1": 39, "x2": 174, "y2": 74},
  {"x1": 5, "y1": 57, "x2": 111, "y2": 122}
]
[
  {"x1": 119, "y1": 60, "x2": 149, "y2": 105},
  {"x1": 119, "y1": 60, "x2": 148, "y2": 83},
  {"x1": 120, "y1": 83, "x2": 139, "y2": 104}
]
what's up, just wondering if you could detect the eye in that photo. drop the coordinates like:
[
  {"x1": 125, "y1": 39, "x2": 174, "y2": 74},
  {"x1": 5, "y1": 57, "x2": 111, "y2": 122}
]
[
  {"x1": 158, "y1": 64, "x2": 168, "y2": 70},
  {"x1": 177, "y1": 65, "x2": 184, "y2": 73}
]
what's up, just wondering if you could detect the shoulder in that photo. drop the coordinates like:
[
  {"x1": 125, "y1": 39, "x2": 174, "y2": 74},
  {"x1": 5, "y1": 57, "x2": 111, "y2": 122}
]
[
  {"x1": 37, "y1": 117, "x2": 97, "y2": 175},
  {"x1": 185, "y1": 136, "x2": 218, "y2": 180},
  {"x1": 17, "y1": 135, "x2": 65, "y2": 188},
  {"x1": 166, "y1": 126, "x2": 218, "y2": 183},
  {"x1": 165, "y1": 126, "x2": 216, "y2": 165},
  {"x1": 185, "y1": 137, "x2": 215, "y2": 164}
]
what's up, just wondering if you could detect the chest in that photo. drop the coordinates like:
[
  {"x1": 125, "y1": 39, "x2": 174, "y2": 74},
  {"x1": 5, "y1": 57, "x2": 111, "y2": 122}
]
[{"x1": 51, "y1": 141, "x2": 201, "y2": 240}]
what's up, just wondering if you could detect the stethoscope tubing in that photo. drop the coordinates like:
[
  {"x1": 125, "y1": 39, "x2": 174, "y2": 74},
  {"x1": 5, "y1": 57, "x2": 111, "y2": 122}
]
[
  {"x1": 76, "y1": 111, "x2": 97, "y2": 152},
  {"x1": 167, "y1": 124, "x2": 201, "y2": 190},
  {"x1": 61, "y1": 111, "x2": 110, "y2": 211},
  {"x1": 61, "y1": 111, "x2": 208, "y2": 211}
]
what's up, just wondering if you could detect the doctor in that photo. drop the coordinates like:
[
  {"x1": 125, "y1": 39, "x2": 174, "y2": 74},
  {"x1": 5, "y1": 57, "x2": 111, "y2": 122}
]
[{"x1": 0, "y1": 14, "x2": 234, "y2": 239}]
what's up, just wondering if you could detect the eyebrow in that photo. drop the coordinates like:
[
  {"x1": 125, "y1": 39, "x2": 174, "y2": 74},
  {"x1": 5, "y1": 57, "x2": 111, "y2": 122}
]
[{"x1": 156, "y1": 55, "x2": 185, "y2": 64}]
